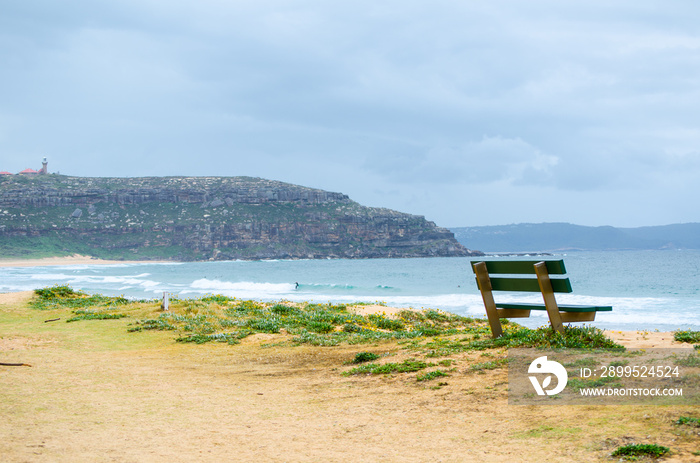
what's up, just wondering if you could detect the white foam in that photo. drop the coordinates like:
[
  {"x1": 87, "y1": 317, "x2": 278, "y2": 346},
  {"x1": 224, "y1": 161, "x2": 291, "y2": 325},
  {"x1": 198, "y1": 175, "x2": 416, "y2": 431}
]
[
  {"x1": 29, "y1": 273, "x2": 72, "y2": 280},
  {"x1": 180, "y1": 279, "x2": 296, "y2": 298},
  {"x1": 4, "y1": 254, "x2": 698, "y2": 331}
]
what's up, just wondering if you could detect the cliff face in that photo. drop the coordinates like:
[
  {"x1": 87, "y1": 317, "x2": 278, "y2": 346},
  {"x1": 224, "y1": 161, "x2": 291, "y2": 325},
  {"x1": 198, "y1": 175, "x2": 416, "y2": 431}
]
[{"x1": 0, "y1": 175, "x2": 480, "y2": 260}]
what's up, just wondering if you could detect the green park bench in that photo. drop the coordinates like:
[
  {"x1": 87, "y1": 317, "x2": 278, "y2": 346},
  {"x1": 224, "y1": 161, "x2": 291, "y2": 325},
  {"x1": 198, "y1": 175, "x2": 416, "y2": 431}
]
[{"x1": 470, "y1": 260, "x2": 612, "y2": 338}]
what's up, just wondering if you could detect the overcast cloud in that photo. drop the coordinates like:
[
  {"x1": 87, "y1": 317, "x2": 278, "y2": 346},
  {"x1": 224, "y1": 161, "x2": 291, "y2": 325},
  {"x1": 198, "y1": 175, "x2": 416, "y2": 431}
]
[{"x1": 1, "y1": 1, "x2": 699, "y2": 227}]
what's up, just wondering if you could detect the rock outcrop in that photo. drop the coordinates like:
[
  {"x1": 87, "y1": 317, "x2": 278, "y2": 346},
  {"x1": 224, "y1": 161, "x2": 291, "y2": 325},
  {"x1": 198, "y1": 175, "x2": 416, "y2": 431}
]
[{"x1": 0, "y1": 175, "x2": 481, "y2": 261}]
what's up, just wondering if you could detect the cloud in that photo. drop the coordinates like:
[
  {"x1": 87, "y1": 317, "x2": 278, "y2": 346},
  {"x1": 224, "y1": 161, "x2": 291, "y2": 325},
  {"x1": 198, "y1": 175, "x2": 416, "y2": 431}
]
[
  {"x1": 363, "y1": 136, "x2": 559, "y2": 186},
  {"x1": 1, "y1": 0, "x2": 700, "y2": 227}
]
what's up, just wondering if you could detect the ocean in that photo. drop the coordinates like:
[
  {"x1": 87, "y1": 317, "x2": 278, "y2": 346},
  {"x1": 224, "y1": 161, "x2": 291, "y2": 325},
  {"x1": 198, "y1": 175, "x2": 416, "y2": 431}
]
[{"x1": 1, "y1": 250, "x2": 698, "y2": 332}]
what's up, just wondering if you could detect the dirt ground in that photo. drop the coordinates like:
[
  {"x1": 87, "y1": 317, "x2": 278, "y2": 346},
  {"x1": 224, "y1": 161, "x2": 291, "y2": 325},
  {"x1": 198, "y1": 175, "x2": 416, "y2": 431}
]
[{"x1": 1, "y1": 292, "x2": 699, "y2": 462}]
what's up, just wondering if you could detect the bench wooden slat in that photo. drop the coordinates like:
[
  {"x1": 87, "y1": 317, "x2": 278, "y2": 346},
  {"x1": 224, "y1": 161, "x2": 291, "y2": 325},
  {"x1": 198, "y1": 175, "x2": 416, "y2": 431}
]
[
  {"x1": 495, "y1": 308, "x2": 598, "y2": 322},
  {"x1": 496, "y1": 303, "x2": 613, "y2": 312},
  {"x1": 560, "y1": 312, "x2": 596, "y2": 322},
  {"x1": 485, "y1": 276, "x2": 573, "y2": 293},
  {"x1": 470, "y1": 260, "x2": 567, "y2": 275},
  {"x1": 496, "y1": 308, "x2": 531, "y2": 318}
]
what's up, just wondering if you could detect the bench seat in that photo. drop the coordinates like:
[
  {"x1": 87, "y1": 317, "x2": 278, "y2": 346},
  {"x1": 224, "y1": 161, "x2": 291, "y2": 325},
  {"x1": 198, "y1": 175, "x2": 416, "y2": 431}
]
[{"x1": 496, "y1": 303, "x2": 613, "y2": 312}]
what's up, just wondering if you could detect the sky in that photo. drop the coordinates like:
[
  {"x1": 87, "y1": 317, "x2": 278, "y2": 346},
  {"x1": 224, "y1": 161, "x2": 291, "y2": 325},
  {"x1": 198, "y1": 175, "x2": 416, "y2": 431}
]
[{"x1": 1, "y1": 1, "x2": 699, "y2": 228}]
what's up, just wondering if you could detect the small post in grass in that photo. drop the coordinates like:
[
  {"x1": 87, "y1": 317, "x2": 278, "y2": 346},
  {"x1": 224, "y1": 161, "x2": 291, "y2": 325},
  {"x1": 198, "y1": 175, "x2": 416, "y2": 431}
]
[{"x1": 161, "y1": 292, "x2": 170, "y2": 311}]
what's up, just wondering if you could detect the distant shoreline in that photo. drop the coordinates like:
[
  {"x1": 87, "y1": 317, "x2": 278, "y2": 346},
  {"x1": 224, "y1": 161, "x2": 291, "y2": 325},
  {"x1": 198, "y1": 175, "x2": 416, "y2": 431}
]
[{"x1": 0, "y1": 254, "x2": 166, "y2": 268}]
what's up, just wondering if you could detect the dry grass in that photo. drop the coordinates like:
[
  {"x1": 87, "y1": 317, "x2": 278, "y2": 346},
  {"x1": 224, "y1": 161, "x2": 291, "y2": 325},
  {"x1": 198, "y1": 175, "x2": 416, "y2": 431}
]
[{"x1": 1, "y1": 291, "x2": 699, "y2": 462}]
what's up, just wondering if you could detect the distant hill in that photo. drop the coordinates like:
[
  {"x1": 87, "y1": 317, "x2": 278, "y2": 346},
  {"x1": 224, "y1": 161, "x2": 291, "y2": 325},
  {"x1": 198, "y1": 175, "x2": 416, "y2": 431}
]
[
  {"x1": 0, "y1": 174, "x2": 479, "y2": 261},
  {"x1": 450, "y1": 222, "x2": 700, "y2": 252}
]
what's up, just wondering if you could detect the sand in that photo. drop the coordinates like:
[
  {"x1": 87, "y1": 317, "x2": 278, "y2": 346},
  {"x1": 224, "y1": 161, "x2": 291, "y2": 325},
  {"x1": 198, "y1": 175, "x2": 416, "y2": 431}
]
[
  {"x1": 1, "y1": 291, "x2": 698, "y2": 462},
  {"x1": 606, "y1": 330, "x2": 695, "y2": 349},
  {"x1": 0, "y1": 254, "x2": 165, "y2": 268}
]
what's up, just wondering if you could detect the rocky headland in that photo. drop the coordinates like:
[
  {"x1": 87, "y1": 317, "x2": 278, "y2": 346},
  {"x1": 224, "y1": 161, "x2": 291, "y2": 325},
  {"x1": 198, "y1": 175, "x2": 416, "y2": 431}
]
[{"x1": 0, "y1": 175, "x2": 480, "y2": 261}]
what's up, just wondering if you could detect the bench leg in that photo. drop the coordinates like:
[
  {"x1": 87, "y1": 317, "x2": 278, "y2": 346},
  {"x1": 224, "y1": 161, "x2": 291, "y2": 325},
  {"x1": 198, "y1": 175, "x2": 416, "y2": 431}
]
[
  {"x1": 474, "y1": 262, "x2": 503, "y2": 338},
  {"x1": 534, "y1": 262, "x2": 565, "y2": 334}
]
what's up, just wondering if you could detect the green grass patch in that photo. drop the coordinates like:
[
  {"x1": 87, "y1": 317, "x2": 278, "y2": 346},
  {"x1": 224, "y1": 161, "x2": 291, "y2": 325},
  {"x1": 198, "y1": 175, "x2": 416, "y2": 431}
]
[
  {"x1": 352, "y1": 352, "x2": 380, "y2": 363},
  {"x1": 416, "y1": 370, "x2": 449, "y2": 382},
  {"x1": 34, "y1": 285, "x2": 82, "y2": 298},
  {"x1": 344, "y1": 359, "x2": 433, "y2": 376},
  {"x1": 413, "y1": 325, "x2": 622, "y2": 358},
  {"x1": 247, "y1": 317, "x2": 283, "y2": 333},
  {"x1": 675, "y1": 416, "x2": 700, "y2": 427},
  {"x1": 176, "y1": 333, "x2": 245, "y2": 345},
  {"x1": 200, "y1": 294, "x2": 235, "y2": 304},
  {"x1": 66, "y1": 312, "x2": 128, "y2": 322},
  {"x1": 471, "y1": 358, "x2": 508, "y2": 371},
  {"x1": 563, "y1": 357, "x2": 599, "y2": 368},
  {"x1": 127, "y1": 316, "x2": 177, "y2": 332},
  {"x1": 489, "y1": 325, "x2": 624, "y2": 350},
  {"x1": 567, "y1": 375, "x2": 623, "y2": 391},
  {"x1": 611, "y1": 443, "x2": 669, "y2": 459},
  {"x1": 31, "y1": 284, "x2": 129, "y2": 310},
  {"x1": 674, "y1": 354, "x2": 700, "y2": 367},
  {"x1": 270, "y1": 304, "x2": 297, "y2": 315},
  {"x1": 674, "y1": 330, "x2": 700, "y2": 344},
  {"x1": 368, "y1": 314, "x2": 405, "y2": 331}
]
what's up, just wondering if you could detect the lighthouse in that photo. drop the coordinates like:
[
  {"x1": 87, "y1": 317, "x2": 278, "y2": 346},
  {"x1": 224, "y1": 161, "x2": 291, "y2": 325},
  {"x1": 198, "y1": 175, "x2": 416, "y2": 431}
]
[{"x1": 40, "y1": 157, "x2": 48, "y2": 175}]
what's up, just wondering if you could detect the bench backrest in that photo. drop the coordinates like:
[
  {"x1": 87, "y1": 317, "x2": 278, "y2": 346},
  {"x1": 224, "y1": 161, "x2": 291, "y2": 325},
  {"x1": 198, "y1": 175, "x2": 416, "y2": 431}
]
[{"x1": 470, "y1": 260, "x2": 573, "y2": 293}]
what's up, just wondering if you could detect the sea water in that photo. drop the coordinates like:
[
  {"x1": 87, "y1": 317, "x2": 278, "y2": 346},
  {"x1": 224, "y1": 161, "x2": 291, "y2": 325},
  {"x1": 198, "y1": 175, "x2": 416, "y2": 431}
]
[{"x1": 1, "y1": 250, "x2": 698, "y2": 332}]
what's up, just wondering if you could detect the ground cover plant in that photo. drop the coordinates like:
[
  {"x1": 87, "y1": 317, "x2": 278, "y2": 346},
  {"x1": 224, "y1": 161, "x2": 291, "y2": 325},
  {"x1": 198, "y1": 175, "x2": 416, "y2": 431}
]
[
  {"x1": 343, "y1": 359, "x2": 433, "y2": 376},
  {"x1": 32, "y1": 285, "x2": 130, "y2": 311},
  {"x1": 674, "y1": 330, "x2": 700, "y2": 344},
  {"x1": 27, "y1": 284, "x2": 627, "y2": 392},
  {"x1": 66, "y1": 310, "x2": 128, "y2": 323},
  {"x1": 30, "y1": 285, "x2": 487, "y2": 346},
  {"x1": 352, "y1": 352, "x2": 380, "y2": 363},
  {"x1": 674, "y1": 354, "x2": 700, "y2": 367},
  {"x1": 610, "y1": 443, "x2": 670, "y2": 460},
  {"x1": 129, "y1": 297, "x2": 490, "y2": 346},
  {"x1": 30, "y1": 285, "x2": 624, "y2": 352},
  {"x1": 674, "y1": 330, "x2": 700, "y2": 350},
  {"x1": 416, "y1": 370, "x2": 449, "y2": 381},
  {"x1": 675, "y1": 416, "x2": 700, "y2": 427},
  {"x1": 566, "y1": 375, "x2": 623, "y2": 392},
  {"x1": 401, "y1": 323, "x2": 623, "y2": 360}
]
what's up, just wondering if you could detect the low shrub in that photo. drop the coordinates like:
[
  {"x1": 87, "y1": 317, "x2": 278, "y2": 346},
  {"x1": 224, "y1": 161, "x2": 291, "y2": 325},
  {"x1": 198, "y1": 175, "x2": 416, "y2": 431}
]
[
  {"x1": 611, "y1": 443, "x2": 669, "y2": 459},
  {"x1": 66, "y1": 312, "x2": 127, "y2": 322},
  {"x1": 352, "y1": 352, "x2": 380, "y2": 363},
  {"x1": 675, "y1": 416, "x2": 700, "y2": 427},
  {"x1": 344, "y1": 359, "x2": 432, "y2": 376},
  {"x1": 416, "y1": 370, "x2": 448, "y2": 382},
  {"x1": 674, "y1": 330, "x2": 700, "y2": 344}
]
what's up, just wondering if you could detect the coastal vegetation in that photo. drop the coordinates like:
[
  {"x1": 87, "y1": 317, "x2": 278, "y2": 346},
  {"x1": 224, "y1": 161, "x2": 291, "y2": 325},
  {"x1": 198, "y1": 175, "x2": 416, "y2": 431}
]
[
  {"x1": 30, "y1": 285, "x2": 623, "y2": 352},
  {"x1": 23, "y1": 284, "x2": 625, "y2": 397}
]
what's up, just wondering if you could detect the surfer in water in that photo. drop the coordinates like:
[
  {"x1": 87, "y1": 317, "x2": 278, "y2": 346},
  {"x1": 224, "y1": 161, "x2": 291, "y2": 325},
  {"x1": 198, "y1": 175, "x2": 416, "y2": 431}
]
[{"x1": 295, "y1": 282, "x2": 299, "y2": 289}]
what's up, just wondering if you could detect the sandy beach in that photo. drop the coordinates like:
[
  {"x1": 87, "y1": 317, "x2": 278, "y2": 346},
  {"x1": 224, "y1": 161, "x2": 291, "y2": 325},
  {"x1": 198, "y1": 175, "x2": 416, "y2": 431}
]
[
  {"x1": 0, "y1": 254, "x2": 166, "y2": 268},
  {"x1": 1, "y1": 290, "x2": 699, "y2": 462}
]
